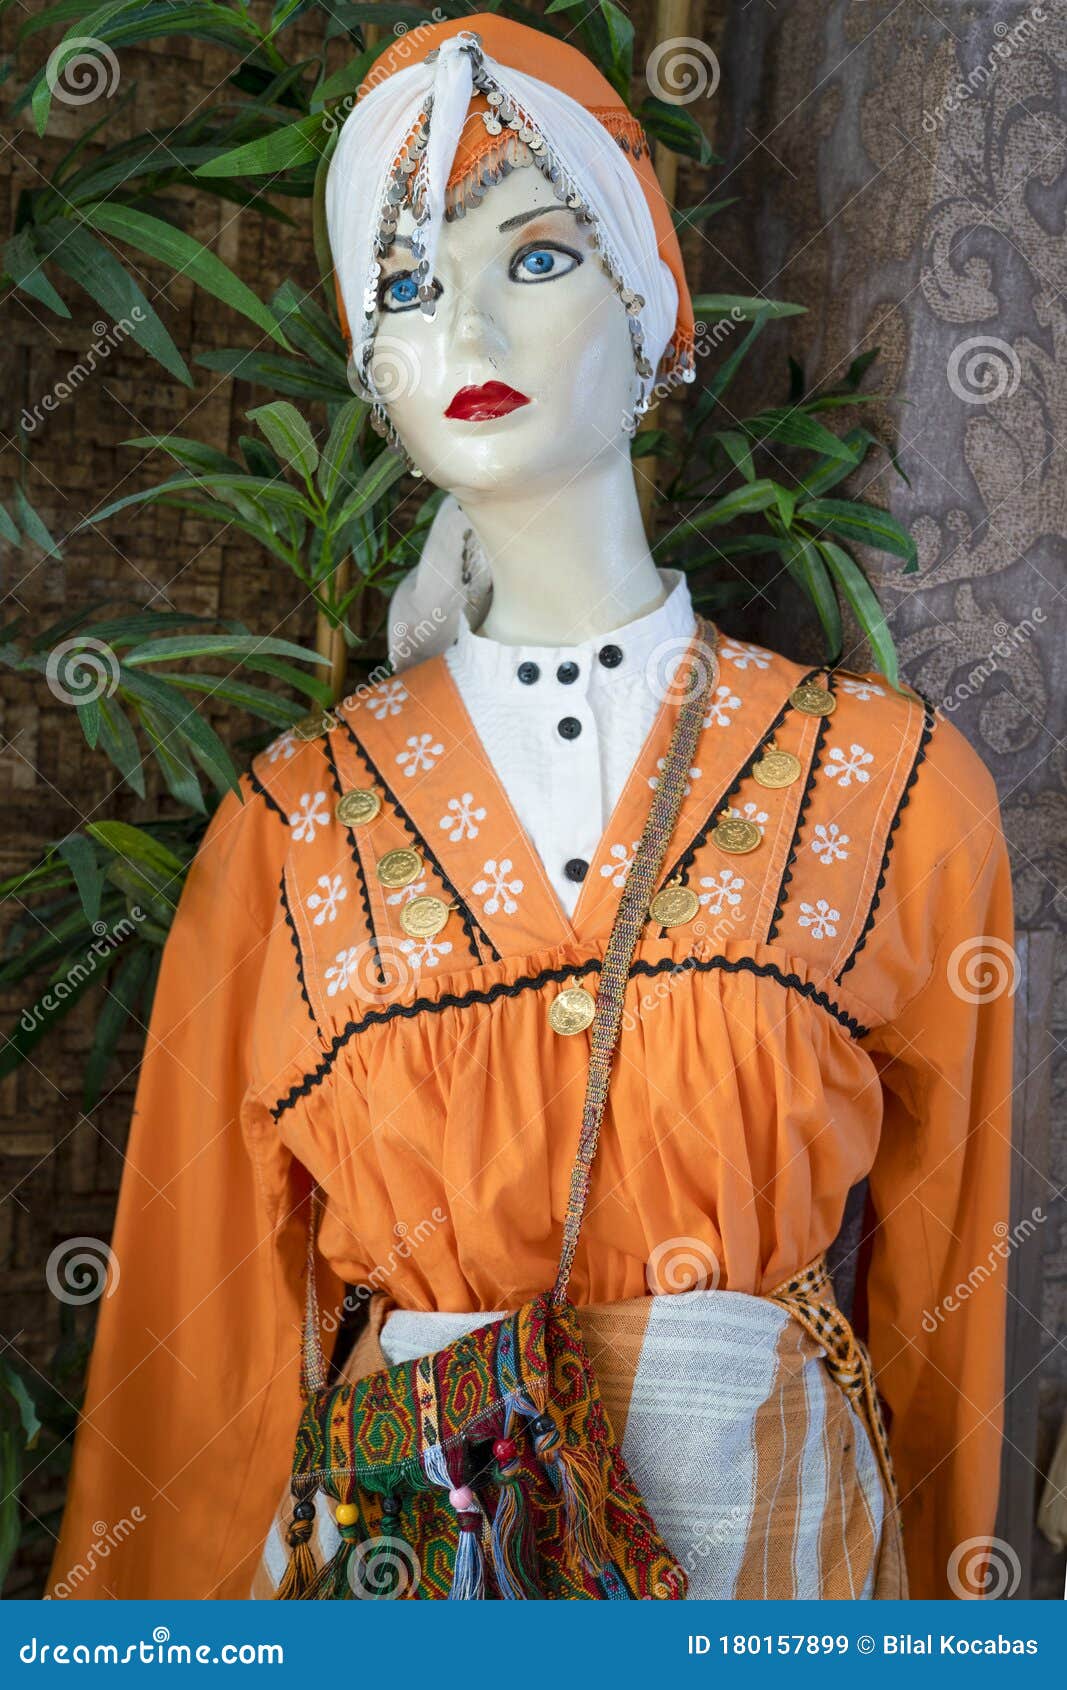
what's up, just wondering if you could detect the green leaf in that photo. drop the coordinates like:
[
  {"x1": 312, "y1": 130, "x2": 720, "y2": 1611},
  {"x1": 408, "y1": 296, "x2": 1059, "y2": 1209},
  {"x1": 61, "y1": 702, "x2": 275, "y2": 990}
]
[
  {"x1": 1, "y1": 1356, "x2": 42, "y2": 1448},
  {"x1": 77, "y1": 203, "x2": 292, "y2": 348},
  {"x1": 0, "y1": 503, "x2": 19, "y2": 545},
  {"x1": 136, "y1": 706, "x2": 206, "y2": 812},
  {"x1": 194, "y1": 113, "x2": 326, "y2": 178},
  {"x1": 798, "y1": 497, "x2": 918, "y2": 570},
  {"x1": 818, "y1": 540, "x2": 900, "y2": 686},
  {"x1": 13, "y1": 486, "x2": 62, "y2": 557},
  {"x1": 247, "y1": 401, "x2": 319, "y2": 482},
  {"x1": 318, "y1": 399, "x2": 366, "y2": 503},
  {"x1": 671, "y1": 480, "x2": 780, "y2": 537},
  {"x1": 637, "y1": 97, "x2": 714, "y2": 165},
  {"x1": 692, "y1": 293, "x2": 806, "y2": 322},
  {"x1": 114, "y1": 669, "x2": 240, "y2": 795},
  {"x1": 85, "y1": 820, "x2": 184, "y2": 880},
  {"x1": 774, "y1": 486, "x2": 797, "y2": 530},
  {"x1": 781, "y1": 535, "x2": 841, "y2": 655},
  {"x1": 122, "y1": 435, "x2": 241, "y2": 476},
  {"x1": 3, "y1": 227, "x2": 70, "y2": 317},
  {"x1": 743, "y1": 408, "x2": 858, "y2": 462},
  {"x1": 329, "y1": 448, "x2": 407, "y2": 530},
  {"x1": 121, "y1": 632, "x2": 326, "y2": 667},
  {"x1": 843, "y1": 347, "x2": 880, "y2": 390},
  {"x1": 82, "y1": 943, "x2": 153, "y2": 1108},
  {"x1": 31, "y1": 221, "x2": 191, "y2": 385},
  {"x1": 96, "y1": 694, "x2": 145, "y2": 796},
  {"x1": 714, "y1": 430, "x2": 755, "y2": 483},
  {"x1": 196, "y1": 347, "x2": 350, "y2": 403}
]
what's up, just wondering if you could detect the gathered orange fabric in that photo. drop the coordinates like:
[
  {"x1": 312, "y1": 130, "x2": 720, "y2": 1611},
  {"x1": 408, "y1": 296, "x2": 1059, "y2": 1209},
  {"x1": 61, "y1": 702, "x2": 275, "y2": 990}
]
[
  {"x1": 330, "y1": 12, "x2": 695, "y2": 379},
  {"x1": 50, "y1": 631, "x2": 1013, "y2": 1600}
]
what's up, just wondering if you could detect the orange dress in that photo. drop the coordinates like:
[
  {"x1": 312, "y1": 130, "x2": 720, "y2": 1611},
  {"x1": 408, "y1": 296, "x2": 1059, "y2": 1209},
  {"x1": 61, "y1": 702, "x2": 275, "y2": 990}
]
[{"x1": 50, "y1": 628, "x2": 1014, "y2": 1601}]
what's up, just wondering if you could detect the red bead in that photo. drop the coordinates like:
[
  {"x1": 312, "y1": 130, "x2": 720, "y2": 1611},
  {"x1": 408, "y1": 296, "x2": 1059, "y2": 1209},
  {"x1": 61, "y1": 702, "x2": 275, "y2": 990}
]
[{"x1": 493, "y1": 1436, "x2": 518, "y2": 1463}]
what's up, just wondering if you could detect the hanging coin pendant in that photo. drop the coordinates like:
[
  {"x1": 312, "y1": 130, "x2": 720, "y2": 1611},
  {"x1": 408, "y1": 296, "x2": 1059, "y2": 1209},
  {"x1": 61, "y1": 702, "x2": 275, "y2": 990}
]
[
  {"x1": 336, "y1": 788, "x2": 380, "y2": 826},
  {"x1": 789, "y1": 681, "x2": 836, "y2": 717},
  {"x1": 293, "y1": 711, "x2": 328, "y2": 741},
  {"x1": 548, "y1": 985, "x2": 596, "y2": 1036},
  {"x1": 711, "y1": 816, "x2": 763, "y2": 855},
  {"x1": 376, "y1": 847, "x2": 423, "y2": 888},
  {"x1": 753, "y1": 747, "x2": 802, "y2": 789},
  {"x1": 399, "y1": 895, "x2": 450, "y2": 939},
  {"x1": 649, "y1": 884, "x2": 700, "y2": 927}
]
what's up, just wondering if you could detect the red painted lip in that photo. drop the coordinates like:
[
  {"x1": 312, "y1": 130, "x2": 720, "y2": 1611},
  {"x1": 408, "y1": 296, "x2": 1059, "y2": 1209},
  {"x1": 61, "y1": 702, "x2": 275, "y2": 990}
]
[{"x1": 445, "y1": 381, "x2": 531, "y2": 421}]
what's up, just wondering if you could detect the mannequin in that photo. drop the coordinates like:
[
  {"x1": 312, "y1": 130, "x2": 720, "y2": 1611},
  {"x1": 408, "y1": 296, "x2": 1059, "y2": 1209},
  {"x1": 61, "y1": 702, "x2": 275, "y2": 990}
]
[{"x1": 50, "y1": 15, "x2": 1013, "y2": 1606}]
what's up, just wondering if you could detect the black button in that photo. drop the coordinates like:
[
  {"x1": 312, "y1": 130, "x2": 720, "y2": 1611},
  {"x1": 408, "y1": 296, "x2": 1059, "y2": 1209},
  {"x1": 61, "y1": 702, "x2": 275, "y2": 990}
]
[
  {"x1": 556, "y1": 660, "x2": 579, "y2": 684},
  {"x1": 564, "y1": 857, "x2": 588, "y2": 883},
  {"x1": 517, "y1": 661, "x2": 540, "y2": 685},
  {"x1": 558, "y1": 716, "x2": 582, "y2": 740},
  {"x1": 598, "y1": 644, "x2": 623, "y2": 668}
]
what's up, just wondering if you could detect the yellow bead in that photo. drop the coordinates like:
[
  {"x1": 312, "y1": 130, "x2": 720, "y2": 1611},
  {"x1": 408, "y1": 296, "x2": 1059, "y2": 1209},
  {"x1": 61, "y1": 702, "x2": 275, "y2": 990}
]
[{"x1": 335, "y1": 1502, "x2": 360, "y2": 1528}]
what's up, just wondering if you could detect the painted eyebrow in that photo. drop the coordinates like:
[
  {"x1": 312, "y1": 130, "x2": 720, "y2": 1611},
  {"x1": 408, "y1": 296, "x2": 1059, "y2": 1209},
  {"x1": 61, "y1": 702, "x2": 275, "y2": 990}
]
[{"x1": 386, "y1": 204, "x2": 573, "y2": 253}]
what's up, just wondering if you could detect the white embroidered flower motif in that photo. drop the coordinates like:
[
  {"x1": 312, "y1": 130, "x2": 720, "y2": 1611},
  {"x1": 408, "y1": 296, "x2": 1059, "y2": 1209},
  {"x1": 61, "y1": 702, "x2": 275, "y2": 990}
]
[
  {"x1": 718, "y1": 639, "x2": 770, "y2": 671},
  {"x1": 289, "y1": 790, "x2": 329, "y2": 842},
  {"x1": 703, "y1": 684, "x2": 742, "y2": 728},
  {"x1": 266, "y1": 730, "x2": 297, "y2": 763},
  {"x1": 698, "y1": 869, "x2": 745, "y2": 915},
  {"x1": 396, "y1": 733, "x2": 444, "y2": 777},
  {"x1": 325, "y1": 947, "x2": 360, "y2": 996},
  {"x1": 824, "y1": 743, "x2": 874, "y2": 788},
  {"x1": 649, "y1": 759, "x2": 701, "y2": 796},
  {"x1": 729, "y1": 801, "x2": 769, "y2": 827},
  {"x1": 811, "y1": 822, "x2": 850, "y2": 865},
  {"x1": 306, "y1": 873, "x2": 347, "y2": 925},
  {"x1": 600, "y1": 840, "x2": 639, "y2": 888},
  {"x1": 439, "y1": 792, "x2": 486, "y2": 843},
  {"x1": 840, "y1": 676, "x2": 885, "y2": 703},
  {"x1": 799, "y1": 899, "x2": 840, "y2": 940},
  {"x1": 399, "y1": 935, "x2": 453, "y2": 969},
  {"x1": 386, "y1": 878, "x2": 427, "y2": 907},
  {"x1": 367, "y1": 679, "x2": 408, "y2": 720},
  {"x1": 472, "y1": 858, "x2": 523, "y2": 916}
]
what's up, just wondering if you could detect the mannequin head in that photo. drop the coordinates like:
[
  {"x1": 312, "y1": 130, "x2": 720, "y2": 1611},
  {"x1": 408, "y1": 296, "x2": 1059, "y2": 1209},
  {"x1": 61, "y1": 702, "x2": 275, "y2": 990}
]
[{"x1": 371, "y1": 157, "x2": 642, "y2": 499}]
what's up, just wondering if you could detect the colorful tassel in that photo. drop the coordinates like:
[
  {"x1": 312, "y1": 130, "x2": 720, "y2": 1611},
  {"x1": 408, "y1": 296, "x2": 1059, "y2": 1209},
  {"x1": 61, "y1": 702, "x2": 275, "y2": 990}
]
[
  {"x1": 450, "y1": 1508, "x2": 486, "y2": 1600},
  {"x1": 532, "y1": 1412, "x2": 608, "y2": 1575},
  {"x1": 274, "y1": 1482, "x2": 318, "y2": 1601},
  {"x1": 304, "y1": 1519, "x2": 362, "y2": 1600}
]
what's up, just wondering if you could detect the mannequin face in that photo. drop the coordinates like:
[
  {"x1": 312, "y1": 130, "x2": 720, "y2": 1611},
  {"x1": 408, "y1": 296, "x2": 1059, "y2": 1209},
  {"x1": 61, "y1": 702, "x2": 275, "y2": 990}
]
[{"x1": 369, "y1": 162, "x2": 639, "y2": 497}]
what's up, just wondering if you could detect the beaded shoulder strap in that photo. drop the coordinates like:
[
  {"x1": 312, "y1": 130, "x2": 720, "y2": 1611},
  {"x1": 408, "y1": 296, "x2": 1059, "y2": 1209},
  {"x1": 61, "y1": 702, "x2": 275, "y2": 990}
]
[{"x1": 551, "y1": 619, "x2": 717, "y2": 1308}]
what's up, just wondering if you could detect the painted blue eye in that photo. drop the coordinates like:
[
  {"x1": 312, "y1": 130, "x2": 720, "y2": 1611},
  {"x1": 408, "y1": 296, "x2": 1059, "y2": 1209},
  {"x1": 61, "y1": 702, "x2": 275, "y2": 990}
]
[
  {"x1": 511, "y1": 244, "x2": 580, "y2": 284},
  {"x1": 381, "y1": 272, "x2": 420, "y2": 311}
]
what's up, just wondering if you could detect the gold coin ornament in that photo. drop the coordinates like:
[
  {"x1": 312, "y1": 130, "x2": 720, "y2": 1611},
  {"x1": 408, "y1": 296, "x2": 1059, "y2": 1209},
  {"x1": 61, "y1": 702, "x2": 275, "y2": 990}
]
[
  {"x1": 752, "y1": 745, "x2": 802, "y2": 789},
  {"x1": 399, "y1": 895, "x2": 451, "y2": 938},
  {"x1": 292, "y1": 710, "x2": 330, "y2": 741},
  {"x1": 649, "y1": 883, "x2": 700, "y2": 927},
  {"x1": 548, "y1": 984, "x2": 596, "y2": 1036},
  {"x1": 711, "y1": 814, "x2": 763, "y2": 855},
  {"x1": 376, "y1": 847, "x2": 423, "y2": 888},
  {"x1": 789, "y1": 681, "x2": 836, "y2": 717},
  {"x1": 336, "y1": 787, "x2": 381, "y2": 826}
]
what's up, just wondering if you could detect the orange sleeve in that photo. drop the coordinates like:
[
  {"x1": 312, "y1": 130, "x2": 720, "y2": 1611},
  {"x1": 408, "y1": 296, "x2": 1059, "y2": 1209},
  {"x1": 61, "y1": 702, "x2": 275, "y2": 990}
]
[
  {"x1": 49, "y1": 782, "x2": 321, "y2": 1599},
  {"x1": 862, "y1": 814, "x2": 1015, "y2": 1600}
]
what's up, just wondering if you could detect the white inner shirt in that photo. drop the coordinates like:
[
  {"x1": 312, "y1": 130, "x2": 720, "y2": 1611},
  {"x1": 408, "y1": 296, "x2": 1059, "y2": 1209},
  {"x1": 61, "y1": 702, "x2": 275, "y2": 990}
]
[{"x1": 444, "y1": 568, "x2": 697, "y2": 917}]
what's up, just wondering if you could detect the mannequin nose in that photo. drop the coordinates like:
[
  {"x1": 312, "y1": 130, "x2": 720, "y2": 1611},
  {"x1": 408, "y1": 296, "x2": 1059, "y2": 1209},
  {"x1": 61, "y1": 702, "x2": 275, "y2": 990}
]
[{"x1": 451, "y1": 299, "x2": 508, "y2": 365}]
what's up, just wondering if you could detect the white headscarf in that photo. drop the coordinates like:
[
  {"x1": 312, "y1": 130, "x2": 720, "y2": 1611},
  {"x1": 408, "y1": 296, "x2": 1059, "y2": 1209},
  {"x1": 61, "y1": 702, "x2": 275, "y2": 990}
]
[{"x1": 325, "y1": 28, "x2": 681, "y2": 671}]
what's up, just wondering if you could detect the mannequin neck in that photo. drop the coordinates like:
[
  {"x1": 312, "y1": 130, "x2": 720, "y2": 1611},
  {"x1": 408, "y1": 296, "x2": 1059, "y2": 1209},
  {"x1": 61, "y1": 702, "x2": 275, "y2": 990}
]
[{"x1": 455, "y1": 451, "x2": 664, "y2": 646}]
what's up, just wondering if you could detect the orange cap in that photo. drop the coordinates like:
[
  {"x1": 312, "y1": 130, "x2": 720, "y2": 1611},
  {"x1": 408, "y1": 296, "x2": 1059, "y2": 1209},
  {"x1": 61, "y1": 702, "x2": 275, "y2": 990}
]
[{"x1": 330, "y1": 13, "x2": 694, "y2": 382}]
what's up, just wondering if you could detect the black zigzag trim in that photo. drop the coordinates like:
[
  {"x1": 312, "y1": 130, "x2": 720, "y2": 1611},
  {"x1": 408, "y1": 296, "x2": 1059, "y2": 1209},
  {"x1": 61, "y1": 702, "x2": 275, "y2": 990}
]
[
  {"x1": 766, "y1": 671, "x2": 837, "y2": 943},
  {"x1": 269, "y1": 951, "x2": 867, "y2": 1121},
  {"x1": 247, "y1": 764, "x2": 290, "y2": 824},
  {"x1": 835, "y1": 695, "x2": 937, "y2": 984},
  {"x1": 337, "y1": 719, "x2": 496, "y2": 966},
  {"x1": 324, "y1": 739, "x2": 387, "y2": 987},
  {"x1": 656, "y1": 665, "x2": 822, "y2": 936},
  {"x1": 279, "y1": 870, "x2": 318, "y2": 1029}
]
